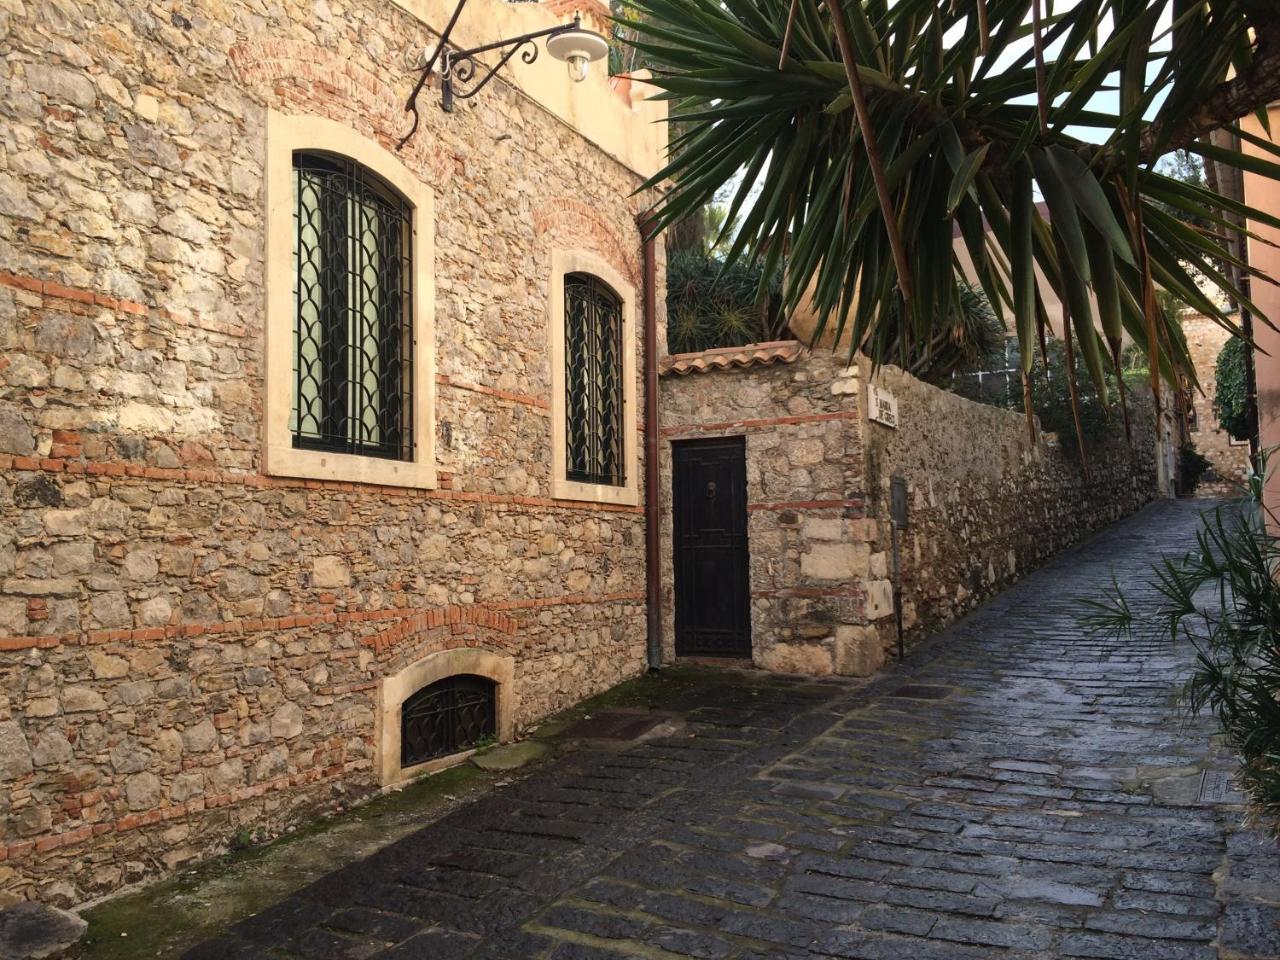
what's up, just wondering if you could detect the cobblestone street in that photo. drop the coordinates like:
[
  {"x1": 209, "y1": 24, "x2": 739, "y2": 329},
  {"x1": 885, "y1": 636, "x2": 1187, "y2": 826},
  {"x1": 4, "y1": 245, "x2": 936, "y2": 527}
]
[{"x1": 186, "y1": 500, "x2": 1280, "y2": 960}]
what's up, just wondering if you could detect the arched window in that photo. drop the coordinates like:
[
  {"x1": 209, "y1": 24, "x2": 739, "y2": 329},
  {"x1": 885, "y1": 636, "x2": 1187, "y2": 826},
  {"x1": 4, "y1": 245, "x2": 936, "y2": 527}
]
[
  {"x1": 292, "y1": 151, "x2": 413, "y2": 460},
  {"x1": 564, "y1": 272, "x2": 624, "y2": 486},
  {"x1": 400, "y1": 674, "x2": 497, "y2": 766}
]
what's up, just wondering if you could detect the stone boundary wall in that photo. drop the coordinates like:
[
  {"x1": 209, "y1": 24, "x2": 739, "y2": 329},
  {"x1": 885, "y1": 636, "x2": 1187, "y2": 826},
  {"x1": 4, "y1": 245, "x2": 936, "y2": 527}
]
[
  {"x1": 860, "y1": 358, "x2": 1159, "y2": 649},
  {"x1": 1, "y1": 0, "x2": 659, "y2": 906},
  {"x1": 659, "y1": 348, "x2": 1160, "y2": 677}
]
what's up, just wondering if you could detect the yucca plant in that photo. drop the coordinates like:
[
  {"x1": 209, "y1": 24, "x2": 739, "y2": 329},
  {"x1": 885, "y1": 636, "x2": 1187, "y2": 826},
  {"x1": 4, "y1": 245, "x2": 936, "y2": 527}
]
[
  {"x1": 1085, "y1": 463, "x2": 1280, "y2": 832},
  {"x1": 666, "y1": 248, "x2": 778, "y2": 353},
  {"x1": 624, "y1": 0, "x2": 1280, "y2": 446}
]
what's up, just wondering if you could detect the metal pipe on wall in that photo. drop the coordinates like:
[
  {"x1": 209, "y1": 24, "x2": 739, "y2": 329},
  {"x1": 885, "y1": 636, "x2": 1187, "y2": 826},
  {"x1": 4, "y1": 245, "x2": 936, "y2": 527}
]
[{"x1": 638, "y1": 213, "x2": 663, "y2": 672}]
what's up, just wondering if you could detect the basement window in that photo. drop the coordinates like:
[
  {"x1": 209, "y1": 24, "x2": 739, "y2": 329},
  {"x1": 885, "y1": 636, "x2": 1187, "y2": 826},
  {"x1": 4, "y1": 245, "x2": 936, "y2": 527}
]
[{"x1": 400, "y1": 674, "x2": 497, "y2": 766}]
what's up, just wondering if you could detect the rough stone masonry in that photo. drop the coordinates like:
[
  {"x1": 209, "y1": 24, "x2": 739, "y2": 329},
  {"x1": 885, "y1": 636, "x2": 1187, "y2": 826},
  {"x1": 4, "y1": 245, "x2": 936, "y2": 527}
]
[
  {"x1": 0, "y1": 0, "x2": 663, "y2": 905},
  {"x1": 659, "y1": 348, "x2": 1159, "y2": 677}
]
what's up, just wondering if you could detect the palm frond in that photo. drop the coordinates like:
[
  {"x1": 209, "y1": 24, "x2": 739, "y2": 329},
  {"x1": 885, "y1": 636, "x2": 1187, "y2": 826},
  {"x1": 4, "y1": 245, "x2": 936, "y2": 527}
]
[{"x1": 626, "y1": 0, "x2": 1280, "y2": 436}]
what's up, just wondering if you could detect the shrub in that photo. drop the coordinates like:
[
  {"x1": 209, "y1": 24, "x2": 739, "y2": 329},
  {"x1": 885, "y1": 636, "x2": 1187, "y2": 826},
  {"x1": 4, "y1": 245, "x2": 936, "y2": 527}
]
[
  {"x1": 1085, "y1": 466, "x2": 1280, "y2": 834},
  {"x1": 666, "y1": 250, "x2": 778, "y2": 354},
  {"x1": 1215, "y1": 336, "x2": 1251, "y2": 442},
  {"x1": 895, "y1": 282, "x2": 1008, "y2": 381}
]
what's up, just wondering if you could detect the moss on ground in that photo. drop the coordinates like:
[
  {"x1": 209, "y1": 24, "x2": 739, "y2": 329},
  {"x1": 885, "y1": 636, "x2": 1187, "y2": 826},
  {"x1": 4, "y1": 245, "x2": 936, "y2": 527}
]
[
  {"x1": 538, "y1": 664, "x2": 718, "y2": 721},
  {"x1": 77, "y1": 665, "x2": 721, "y2": 959},
  {"x1": 78, "y1": 763, "x2": 493, "y2": 960}
]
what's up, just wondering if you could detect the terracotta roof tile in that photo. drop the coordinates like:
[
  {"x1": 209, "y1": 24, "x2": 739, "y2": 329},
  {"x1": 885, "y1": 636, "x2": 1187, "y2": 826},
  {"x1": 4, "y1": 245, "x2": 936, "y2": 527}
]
[{"x1": 659, "y1": 340, "x2": 807, "y2": 377}]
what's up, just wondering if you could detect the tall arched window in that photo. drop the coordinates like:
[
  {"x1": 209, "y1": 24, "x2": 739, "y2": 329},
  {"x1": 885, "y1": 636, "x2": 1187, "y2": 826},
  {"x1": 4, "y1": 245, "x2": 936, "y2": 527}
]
[
  {"x1": 564, "y1": 272, "x2": 624, "y2": 486},
  {"x1": 292, "y1": 151, "x2": 413, "y2": 460}
]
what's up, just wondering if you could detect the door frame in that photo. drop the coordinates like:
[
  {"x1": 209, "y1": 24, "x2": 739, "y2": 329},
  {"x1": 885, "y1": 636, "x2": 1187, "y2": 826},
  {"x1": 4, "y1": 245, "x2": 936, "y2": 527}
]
[{"x1": 671, "y1": 435, "x2": 752, "y2": 659}]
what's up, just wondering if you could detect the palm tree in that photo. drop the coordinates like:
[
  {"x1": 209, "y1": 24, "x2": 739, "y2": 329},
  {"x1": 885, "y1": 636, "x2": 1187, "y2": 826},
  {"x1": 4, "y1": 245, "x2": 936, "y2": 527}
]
[{"x1": 624, "y1": 0, "x2": 1280, "y2": 442}]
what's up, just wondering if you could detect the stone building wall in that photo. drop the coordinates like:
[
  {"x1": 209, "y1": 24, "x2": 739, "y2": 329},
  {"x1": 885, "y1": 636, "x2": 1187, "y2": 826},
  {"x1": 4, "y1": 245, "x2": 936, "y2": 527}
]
[
  {"x1": 1182, "y1": 312, "x2": 1250, "y2": 496},
  {"x1": 659, "y1": 348, "x2": 1160, "y2": 676},
  {"x1": 0, "y1": 0, "x2": 662, "y2": 905}
]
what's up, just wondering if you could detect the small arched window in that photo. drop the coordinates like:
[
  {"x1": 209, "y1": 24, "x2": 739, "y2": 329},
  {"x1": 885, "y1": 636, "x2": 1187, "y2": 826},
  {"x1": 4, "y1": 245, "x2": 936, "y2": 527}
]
[
  {"x1": 564, "y1": 273, "x2": 624, "y2": 486},
  {"x1": 400, "y1": 674, "x2": 497, "y2": 767},
  {"x1": 292, "y1": 151, "x2": 413, "y2": 460}
]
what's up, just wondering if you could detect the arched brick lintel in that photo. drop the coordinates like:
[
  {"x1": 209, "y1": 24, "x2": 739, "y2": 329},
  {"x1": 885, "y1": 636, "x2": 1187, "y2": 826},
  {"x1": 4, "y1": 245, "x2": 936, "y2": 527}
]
[
  {"x1": 228, "y1": 38, "x2": 453, "y2": 186},
  {"x1": 361, "y1": 605, "x2": 520, "y2": 656},
  {"x1": 533, "y1": 196, "x2": 642, "y2": 289}
]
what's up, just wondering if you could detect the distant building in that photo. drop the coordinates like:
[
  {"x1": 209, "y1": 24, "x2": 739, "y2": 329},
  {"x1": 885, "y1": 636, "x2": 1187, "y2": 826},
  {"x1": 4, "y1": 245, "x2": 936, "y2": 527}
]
[{"x1": 1180, "y1": 313, "x2": 1250, "y2": 496}]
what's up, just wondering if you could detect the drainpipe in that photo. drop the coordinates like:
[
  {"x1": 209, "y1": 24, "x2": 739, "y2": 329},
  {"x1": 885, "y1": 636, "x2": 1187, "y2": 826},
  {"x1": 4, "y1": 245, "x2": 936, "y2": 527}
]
[{"x1": 638, "y1": 212, "x2": 663, "y2": 673}]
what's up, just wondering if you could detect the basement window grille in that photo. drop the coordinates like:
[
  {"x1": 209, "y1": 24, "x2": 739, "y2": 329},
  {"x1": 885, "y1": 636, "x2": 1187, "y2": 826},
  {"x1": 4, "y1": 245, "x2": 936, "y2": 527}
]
[
  {"x1": 564, "y1": 272, "x2": 623, "y2": 486},
  {"x1": 292, "y1": 151, "x2": 414, "y2": 460},
  {"x1": 400, "y1": 674, "x2": 497, "y2": 766}
]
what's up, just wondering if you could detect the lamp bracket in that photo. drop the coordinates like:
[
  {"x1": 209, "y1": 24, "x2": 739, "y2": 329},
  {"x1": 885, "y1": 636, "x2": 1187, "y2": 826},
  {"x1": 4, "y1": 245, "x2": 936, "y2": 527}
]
[{"x1": 397, "y1": 0, "x2": 583, "y2": 149}]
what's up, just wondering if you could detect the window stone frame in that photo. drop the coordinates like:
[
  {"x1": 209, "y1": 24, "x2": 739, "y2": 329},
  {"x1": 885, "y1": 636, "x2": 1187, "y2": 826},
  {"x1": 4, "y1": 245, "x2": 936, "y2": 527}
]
[
  {"x1": 548, "y1": 249, "x2": 639, "y2": 506},
  {"x1": 264, "y1": 110, "x2": 436, "y2": 489},
  {"x1": 376, "y1": 648, "x2": 515, "y2": 785}
]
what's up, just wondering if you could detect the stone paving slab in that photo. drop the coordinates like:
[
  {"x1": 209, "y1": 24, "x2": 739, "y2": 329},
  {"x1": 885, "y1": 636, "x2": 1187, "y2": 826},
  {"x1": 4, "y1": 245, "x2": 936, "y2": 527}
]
[{"x1": 185, "y1": 500, "x2": 1280, "y2": 959}]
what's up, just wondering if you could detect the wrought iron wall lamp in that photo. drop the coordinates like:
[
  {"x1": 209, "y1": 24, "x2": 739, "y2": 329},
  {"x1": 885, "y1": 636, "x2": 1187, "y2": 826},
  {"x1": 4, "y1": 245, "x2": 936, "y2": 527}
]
[{"x1": 397, "y1": 1, "x2": 609, "y2": 149}]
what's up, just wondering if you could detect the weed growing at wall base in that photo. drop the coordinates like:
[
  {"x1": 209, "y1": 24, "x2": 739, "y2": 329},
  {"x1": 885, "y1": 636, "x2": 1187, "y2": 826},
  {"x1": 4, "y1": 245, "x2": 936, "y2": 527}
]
[{"x1": 1083, "y1": 462, "x2": 1280, "y2": 834}]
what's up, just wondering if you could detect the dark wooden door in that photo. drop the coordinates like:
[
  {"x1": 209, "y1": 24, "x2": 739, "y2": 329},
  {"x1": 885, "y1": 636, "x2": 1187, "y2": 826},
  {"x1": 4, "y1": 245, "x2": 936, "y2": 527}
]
[{"x1": 673, "y1": 437, "x2": 751, "y2": 658}]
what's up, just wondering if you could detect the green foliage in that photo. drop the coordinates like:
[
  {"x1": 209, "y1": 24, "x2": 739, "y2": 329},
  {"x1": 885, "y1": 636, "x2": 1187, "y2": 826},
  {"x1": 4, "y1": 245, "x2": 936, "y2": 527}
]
[
  {"x1": 666, "y1": 249, "x2": 777, "y2": 354},
  {"x1": 1120, "y1": 339, "x2": 1150, "y2": 375},
  {"x1": 888, "y1": 282, "x2": 1007, "y2": 381},
  {"x1": 623, "y1": 0, "x2": 1280, "y2": 396},
  {"x1": 947, "y1": 338, "x2": 1130, "y2": 453},
  {"x1": 1156, "y1": 289, "x2": 1187, "y2": 324},
  {"x1": 608, "y1": 0, "x2": 645, "y2": 74},
  {"x1": 1179, "y1": 444, "x2": 1213, "y2": 495},
  {"x1": 1028, "y1": 352, "x2": 1117, "y2": 452},
  {"x1": 1157, "y1": 150, "x2": 1206, "y2": 190},
  {"x1": 229, "y1": 825, "x2": 268, "y2": 851},
  {"x1": 1154, "y1": 150, "x2": 1210, "y2": 235},
  {"x1": 1215, "y1": 336, "x2": 1252, "y2": 442},
  {"x1": 1084, "y1": 466, "x2": 1280, "y2": 834}
]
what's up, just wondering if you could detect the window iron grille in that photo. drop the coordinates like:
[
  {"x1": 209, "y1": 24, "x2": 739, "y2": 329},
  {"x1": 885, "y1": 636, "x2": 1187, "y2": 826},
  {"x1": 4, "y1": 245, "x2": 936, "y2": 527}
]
[
  {"x1": 400, "y1": 674, "x2": 497, "y2": 767},
  {"x1": 293, "y1": 151, "x2": 414, "y2": 461},
  {"x1": 564, "y1": 273, "x2": 623, "y2": 486}
]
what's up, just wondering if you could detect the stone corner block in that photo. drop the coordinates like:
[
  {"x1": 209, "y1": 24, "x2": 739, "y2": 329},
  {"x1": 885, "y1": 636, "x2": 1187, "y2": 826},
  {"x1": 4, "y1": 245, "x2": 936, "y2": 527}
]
[
  {"x1": 799, "y1": 542, "x2": 870, "y2": 581},
  {"x1": 864, "y1": 579, "x2": 894, "y2": 621},
  {"x1": 756, "y1": 641, "x2": 835, "y2": 676},
  {"x1": 834, "y1": 624, "x2": 886, "y2": 677}
]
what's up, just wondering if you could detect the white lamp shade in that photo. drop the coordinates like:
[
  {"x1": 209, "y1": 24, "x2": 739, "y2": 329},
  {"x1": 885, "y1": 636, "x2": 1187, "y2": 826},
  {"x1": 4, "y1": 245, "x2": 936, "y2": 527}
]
[{"x1": 546, "y1": 28, "x2": 610, "y2": 68}]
